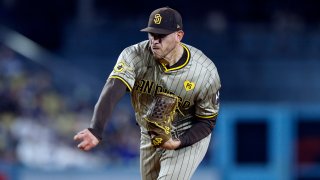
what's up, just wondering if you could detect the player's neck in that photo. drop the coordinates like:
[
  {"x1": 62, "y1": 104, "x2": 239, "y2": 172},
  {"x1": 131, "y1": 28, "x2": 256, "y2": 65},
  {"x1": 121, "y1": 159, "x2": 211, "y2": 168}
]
[{"x1": 161, "y1": 44, "x2": 183, "y2": 66}]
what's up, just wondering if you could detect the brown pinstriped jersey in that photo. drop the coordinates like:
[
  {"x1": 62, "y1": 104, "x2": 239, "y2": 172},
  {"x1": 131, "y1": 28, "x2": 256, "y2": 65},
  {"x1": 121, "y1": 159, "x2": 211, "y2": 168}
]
[{"x1": 109, "y1": 40, "x2": 221, "y2": 133}]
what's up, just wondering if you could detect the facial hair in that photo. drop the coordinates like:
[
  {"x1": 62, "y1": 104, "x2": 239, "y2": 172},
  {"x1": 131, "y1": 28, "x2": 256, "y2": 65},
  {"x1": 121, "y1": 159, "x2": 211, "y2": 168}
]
[{"x1": 151, "y1": 44, "x2": 177, "y2": 65}]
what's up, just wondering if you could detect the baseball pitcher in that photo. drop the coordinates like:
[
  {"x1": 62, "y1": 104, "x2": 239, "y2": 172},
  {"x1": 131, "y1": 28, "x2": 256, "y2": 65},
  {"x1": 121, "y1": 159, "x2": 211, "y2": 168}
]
[{"x1": 74, "y1": 7, "x2": 221, "y2": 180}]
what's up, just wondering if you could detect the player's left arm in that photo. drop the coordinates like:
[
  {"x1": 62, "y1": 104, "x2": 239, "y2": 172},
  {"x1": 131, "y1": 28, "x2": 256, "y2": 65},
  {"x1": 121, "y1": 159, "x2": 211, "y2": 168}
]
[
  {"x1": 175, "y1": 115, "x2": 218, "y2": 149},
  {"x1": 162, "y1": 113, "x2": 218, "y2": 150},
  {"x1": 175, "y1": 70, "x2": 221, "y2": 149}
]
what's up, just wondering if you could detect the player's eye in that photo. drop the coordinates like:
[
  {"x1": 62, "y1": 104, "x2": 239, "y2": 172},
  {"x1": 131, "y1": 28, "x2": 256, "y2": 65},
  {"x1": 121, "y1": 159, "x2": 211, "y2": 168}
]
[{"x1": 149, "y1": 33, "x2": 167, "y2": 40}]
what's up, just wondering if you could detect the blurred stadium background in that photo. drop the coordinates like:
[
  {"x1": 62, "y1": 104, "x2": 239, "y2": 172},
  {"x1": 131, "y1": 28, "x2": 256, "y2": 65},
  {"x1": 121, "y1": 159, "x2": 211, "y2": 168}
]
[{"x1": 1, "y1": 0, "x2": 320, "y2": 179}]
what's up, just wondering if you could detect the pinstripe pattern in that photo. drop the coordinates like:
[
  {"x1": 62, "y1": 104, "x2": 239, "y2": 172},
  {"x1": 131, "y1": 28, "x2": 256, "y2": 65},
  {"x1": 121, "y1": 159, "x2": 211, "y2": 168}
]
[
  {"x1": 140, "y1": 132, "x2": 161, "y2": 180},
  {"x1": 141, "y1": 131, "x2": 211, "y2": 180},
  {"x1": 109, "y1": 40, "x2": 220, "y2": 179}
]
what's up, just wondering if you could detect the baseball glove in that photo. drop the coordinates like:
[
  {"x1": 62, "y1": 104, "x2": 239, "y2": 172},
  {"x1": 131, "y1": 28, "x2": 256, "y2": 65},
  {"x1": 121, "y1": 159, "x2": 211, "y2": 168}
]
[{"x1": 144, "y1": 92, "x2": 180, "y2": 147}]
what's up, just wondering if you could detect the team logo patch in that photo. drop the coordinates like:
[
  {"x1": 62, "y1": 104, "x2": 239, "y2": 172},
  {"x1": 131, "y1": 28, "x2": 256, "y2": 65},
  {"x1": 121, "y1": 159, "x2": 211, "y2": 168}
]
[
  {"x1": 114, "y1": 61, "x2": 126, "y2": 72},
  {"x1": 152, "y1": 137, "x2": 163, "y2": 146},
  {"x1": 154, "y1": 14, "x2": 162, "y2": 24},
  {"x1": 184, "y1": 80, "x2": 195, "y2": 91}
]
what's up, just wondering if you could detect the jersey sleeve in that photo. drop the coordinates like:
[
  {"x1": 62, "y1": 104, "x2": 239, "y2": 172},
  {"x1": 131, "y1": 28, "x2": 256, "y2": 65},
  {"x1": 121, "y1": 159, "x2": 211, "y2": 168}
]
[
  {"x1": 108, "y1": 47, "x2": 137, "y2": 92},
  {"x1": 195, "y1": 69, "x2": 221, "y2": 119}
]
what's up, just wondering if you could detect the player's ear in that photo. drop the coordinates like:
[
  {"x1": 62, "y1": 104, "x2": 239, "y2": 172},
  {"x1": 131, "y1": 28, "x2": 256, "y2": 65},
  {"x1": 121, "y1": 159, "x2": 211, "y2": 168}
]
[{"x1": 176, "y1": 30, "x2": 184, "y2": 41}]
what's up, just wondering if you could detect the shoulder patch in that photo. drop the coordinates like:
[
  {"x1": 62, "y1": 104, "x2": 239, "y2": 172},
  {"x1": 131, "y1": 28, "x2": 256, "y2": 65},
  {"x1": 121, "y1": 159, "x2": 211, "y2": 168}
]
[{"x1": 114, "y1": 61, "x2": 127, "y2": 72}]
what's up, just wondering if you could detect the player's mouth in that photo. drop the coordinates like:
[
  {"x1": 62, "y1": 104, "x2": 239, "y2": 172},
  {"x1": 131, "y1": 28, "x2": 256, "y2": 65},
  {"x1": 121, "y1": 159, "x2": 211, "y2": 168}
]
[
  {"x1": 151, "y1": 48, "x2": 163, "y2": 59},
  {"x1": 152, "y1": 46, "x2": 160, "y2": 50},
  {"x1": 151, "y1": 47, "x2": 161, "y2": 53}
]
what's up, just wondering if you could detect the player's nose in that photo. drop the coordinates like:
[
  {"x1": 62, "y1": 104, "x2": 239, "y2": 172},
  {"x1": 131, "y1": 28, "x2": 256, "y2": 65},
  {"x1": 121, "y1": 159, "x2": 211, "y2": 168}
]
[
  {"x1": 149, "y1": 33, "x2": 163, "y2": 43},
  {"x1": 150, "y1": 38, "x2": 160, "y2": 44}
]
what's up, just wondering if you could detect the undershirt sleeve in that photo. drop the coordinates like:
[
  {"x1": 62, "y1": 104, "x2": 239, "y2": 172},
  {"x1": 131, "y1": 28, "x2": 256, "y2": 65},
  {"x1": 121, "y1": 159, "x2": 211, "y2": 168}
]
[
  {"x1": 88, "y1": 78, "x2": 127, "y2": 140},
  {"x1": 177, "y1": 116, "x2": 217, "y2": 149}
]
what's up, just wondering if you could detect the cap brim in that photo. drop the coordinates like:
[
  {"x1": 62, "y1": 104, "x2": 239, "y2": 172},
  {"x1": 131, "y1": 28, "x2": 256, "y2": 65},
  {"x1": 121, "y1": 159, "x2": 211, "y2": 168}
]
[{"x1": 140, "y1": 27, "x2": 174, "y2": 35}]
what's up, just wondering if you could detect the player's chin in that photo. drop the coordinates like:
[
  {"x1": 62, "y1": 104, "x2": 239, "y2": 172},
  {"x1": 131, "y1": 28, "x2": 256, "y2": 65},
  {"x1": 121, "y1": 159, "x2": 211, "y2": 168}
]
[
  {"x1": 153, "y1": 56, "x2": 162, "y2": 62},
  {"x1": 152, "y1": 50, "x2": 162, "y2": 59}
]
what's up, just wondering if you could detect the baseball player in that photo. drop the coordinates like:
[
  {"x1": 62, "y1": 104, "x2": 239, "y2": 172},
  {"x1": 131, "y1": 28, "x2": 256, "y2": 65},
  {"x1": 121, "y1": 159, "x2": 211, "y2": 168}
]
[{"x1": 74, "y1": 7, "x2": 221, "y2": 180}]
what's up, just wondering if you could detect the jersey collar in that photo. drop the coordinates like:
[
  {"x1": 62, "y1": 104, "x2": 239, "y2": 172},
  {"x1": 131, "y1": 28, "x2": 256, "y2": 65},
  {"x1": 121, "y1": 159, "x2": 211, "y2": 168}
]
[{"x1": 160, "y1": 43, "x2": 190, "y2": 72}]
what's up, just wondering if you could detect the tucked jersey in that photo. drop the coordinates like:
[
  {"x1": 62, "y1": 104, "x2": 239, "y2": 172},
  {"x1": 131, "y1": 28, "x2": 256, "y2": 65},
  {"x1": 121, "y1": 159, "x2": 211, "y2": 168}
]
[{"x1": 109, "y1": 40, "x2": 221, "y2": 134}]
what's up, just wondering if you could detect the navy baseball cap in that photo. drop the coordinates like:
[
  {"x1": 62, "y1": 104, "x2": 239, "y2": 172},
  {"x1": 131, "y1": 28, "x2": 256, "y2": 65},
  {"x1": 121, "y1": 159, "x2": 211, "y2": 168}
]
[{"x1": 141, "y1": 7, "x2": 183, "y2": 35}]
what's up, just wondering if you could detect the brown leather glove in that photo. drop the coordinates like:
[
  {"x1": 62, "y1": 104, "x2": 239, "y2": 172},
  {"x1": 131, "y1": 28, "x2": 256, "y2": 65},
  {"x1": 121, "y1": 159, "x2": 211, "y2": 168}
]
[{"x1": 145, "y1": 92, "x2": 179, "y2": 147}]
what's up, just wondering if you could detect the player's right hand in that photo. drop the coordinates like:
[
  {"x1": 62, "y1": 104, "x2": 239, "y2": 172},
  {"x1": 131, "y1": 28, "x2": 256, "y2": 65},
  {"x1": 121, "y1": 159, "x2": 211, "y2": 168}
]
[
  {"x1": 161, "y1": 138, "x2": 181, "y2": 150},
  {"x1": 74, "y1": 129, "x2": 100, "y2": 151}
]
